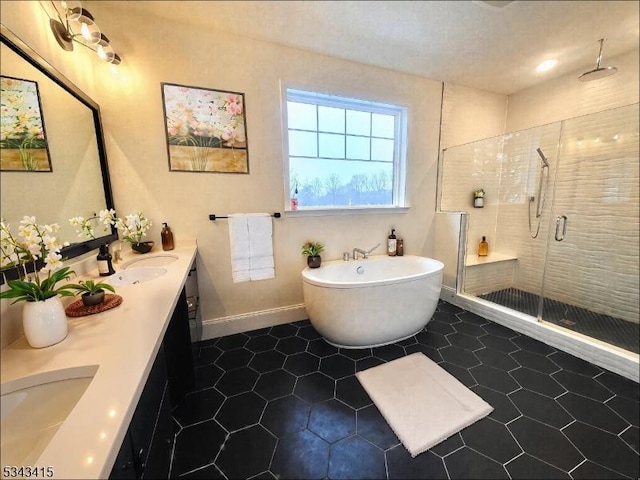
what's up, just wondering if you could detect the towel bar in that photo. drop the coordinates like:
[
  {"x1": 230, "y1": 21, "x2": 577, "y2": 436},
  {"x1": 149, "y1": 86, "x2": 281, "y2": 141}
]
[{"x1": 209, "y1": 212, "x2": 281, "y2": 221}]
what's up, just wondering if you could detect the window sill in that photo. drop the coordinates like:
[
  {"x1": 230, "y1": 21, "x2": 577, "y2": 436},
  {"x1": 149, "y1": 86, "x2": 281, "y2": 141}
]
[{"x1": 284, "y1": 206, "x2": 410, "y2": 217}]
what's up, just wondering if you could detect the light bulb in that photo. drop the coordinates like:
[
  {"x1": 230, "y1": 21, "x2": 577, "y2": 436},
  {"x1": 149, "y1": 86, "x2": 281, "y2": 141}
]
[
  {"x1": 70, "y1": 8, "x2": 101, "y2": 45},
  {"x1": 81, "y1": 22, "x2": 90, "y2": 39},
  {"x1": 96, "y1": 34, "x2": 115, "y2": 62}
]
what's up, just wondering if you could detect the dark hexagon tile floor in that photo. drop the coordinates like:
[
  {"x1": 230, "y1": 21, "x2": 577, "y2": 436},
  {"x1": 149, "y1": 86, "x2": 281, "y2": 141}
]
[{"x1": 170, "y1": 300, "x2": 640, "y2": 479}]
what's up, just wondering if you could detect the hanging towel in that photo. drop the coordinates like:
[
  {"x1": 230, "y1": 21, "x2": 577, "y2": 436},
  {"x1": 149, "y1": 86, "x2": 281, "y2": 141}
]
[
  {"x1": 247, "y1": 213, "x2": 274, "y2": 258},
  {"x1": 228, "y1": 214, "x2": 251, "y2": 283},
  {"x1": 228, "y1": 213, "x2": 275, "y2": 282},
  {"x1": 247, "y1": 213, "x2": 275, "y2": 280}
]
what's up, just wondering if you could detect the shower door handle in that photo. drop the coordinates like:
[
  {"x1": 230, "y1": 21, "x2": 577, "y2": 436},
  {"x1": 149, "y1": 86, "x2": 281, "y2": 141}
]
[{"x1": 555, "y1": 215, "x2": 568, "y2": 241}]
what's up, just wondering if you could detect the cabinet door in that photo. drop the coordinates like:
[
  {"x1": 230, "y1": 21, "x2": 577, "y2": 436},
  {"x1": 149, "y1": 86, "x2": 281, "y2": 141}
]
[
  {"x1": 109, "y1": 431, "x2": 136, "y2": 479},
  {"x1": 164, "y1": 288, "x2": 195, "y2": 407},
  {"x1": 142, "y1": 382, "x2": 174, "y2": 479},
  {"x1": 130, "y1": 345, "x2": 168, "y2": 475}
]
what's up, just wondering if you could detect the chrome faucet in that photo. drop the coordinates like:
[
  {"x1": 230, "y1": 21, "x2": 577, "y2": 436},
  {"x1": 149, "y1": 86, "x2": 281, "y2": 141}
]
[{"x1": 352, "y1": 243, "x2": 381, "y2": 260}]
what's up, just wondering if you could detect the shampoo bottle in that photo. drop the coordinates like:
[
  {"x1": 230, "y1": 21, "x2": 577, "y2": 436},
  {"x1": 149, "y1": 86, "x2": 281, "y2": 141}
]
[
  {"x1": 161, "y1": 223, "x2": 175, "y2": 251},
  {"x1": 396, "y1": 238, "x2": 404, "y2": 256},
  {"x1": 387, "y1": 229, "x2": 397, "y2": 256},
  {"x1": 97, "y1": 244, "x2": 115, "y2": 276},
  {"x1": 478, "y1": 236, "x2": 489, "y2": 257}
]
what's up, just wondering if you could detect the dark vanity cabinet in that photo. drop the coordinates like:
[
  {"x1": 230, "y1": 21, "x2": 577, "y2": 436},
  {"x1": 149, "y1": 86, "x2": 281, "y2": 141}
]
[
  {"x1": 164, "y1": 288, "x2": 196, "y2": 406},
  {"x1": 110, "y1": 288, "x2": 195, "y2": 479},
  {"x1": 110, "y1": 345, "x2": 172, "y2": 479}
]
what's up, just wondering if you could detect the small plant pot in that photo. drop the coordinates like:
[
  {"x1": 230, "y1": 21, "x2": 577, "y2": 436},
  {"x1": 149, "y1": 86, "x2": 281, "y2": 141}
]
[
  {"x1": 132, "y1": 241, "x2": 154, "y2": 254},
  {"x1": 307, "y1": 255, "x2": 322, "y2": 268},
  {"x1": 82, "y1": 290, "x2": 105, "y2": 306}
]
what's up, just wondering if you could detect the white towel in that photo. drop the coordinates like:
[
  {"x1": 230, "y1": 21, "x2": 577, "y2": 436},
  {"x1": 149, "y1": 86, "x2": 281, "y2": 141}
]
[
  {"x1": 228, "y1": 215, "x2": 250, "y2": 260},
  {"x1": 250, "y1": 267, "x2": 275, "y2": 281},
  {"x1": 247, "y1": 214, "x2": 273, "y2": 258},
  {"x1": 228, "y1": 214, "x2": 275, "y2": 282},
  {"x1": 232, "y1": 269, "x2": 251, "y2": 283},
  {"x1": 228, "y1": 214, "x2": 250, "y2": 282},
  {"x1": 250, "y1": 256, "x2": 274, "y2": 270}
]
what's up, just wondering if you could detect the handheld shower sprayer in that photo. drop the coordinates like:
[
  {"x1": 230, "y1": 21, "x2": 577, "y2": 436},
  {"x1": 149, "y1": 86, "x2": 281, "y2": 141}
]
[
  {"x1": 529, "y1": 147, "x2": 550, "y2": 238},
  {"x1": 536, "y1": 148, "x2": 549, "y2": 168}
]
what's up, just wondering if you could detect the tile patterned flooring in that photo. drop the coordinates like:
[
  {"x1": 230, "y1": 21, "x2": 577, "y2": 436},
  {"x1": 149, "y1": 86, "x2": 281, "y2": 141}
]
[
  {"x1": 170, "y1": 300, "x2": 640, "y2": 479},
  {"x1": 479, "y1": 288, "x2": 640, "y2": 354}
]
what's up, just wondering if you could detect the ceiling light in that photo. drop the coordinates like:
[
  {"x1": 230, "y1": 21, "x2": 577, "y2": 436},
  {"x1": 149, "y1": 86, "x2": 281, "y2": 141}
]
[
  {"x1": 536, "y1": 59, "x2": 557, "y2": 73},
  {"x1": 43, "y1": 1, "x2": 122, "y2": 65}
]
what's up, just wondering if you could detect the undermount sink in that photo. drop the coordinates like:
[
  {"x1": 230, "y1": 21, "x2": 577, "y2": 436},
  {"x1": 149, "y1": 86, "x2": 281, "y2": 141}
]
[
  {"x1": 1, "y1": 366, "x2": 98, "y2": 467},
  {"x1": 122, "y1": 253, "x2": 179, "y2": 268},
  {"x1": 108, "y1": 266, "x2": 168, "y2": 286}
]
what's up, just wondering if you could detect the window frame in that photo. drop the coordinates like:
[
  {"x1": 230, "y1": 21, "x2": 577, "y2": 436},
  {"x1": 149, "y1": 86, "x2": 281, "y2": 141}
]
[{"x1": 282, "y1": 86, "x2": 408, "y2": 213}]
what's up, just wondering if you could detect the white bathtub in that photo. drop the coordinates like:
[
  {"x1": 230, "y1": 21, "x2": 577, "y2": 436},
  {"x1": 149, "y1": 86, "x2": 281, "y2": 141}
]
[{"x1": 302, "y1": 255, "x2": 444, "y2": 348}]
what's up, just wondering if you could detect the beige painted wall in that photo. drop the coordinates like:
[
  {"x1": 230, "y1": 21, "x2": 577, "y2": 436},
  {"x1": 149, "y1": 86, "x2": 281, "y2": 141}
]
[
  {"x1": 1, "y1": 1, "x2": 443, "y2": 345},
  {"x1": 440, "y1": 83, "x2": 508, "y2": 150}
]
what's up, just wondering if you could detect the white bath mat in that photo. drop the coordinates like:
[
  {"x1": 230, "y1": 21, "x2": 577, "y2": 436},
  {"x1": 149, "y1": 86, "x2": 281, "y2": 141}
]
[{"x1": 356, "y1": 352, "x2": 493, "y2": 457}]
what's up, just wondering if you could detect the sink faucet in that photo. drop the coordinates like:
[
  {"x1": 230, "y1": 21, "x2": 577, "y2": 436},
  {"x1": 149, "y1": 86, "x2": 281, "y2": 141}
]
[{"x1": 352, "y1": 243, "x2": 381, "y2": 260}]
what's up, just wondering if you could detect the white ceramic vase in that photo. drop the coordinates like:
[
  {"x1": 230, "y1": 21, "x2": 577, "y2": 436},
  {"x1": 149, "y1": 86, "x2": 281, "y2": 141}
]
[{"x1": 22, "y1": 296, "x2": 68, "y2": 348}]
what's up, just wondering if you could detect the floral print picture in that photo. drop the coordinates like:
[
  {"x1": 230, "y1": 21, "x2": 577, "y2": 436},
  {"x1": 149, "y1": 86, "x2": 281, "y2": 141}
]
[
  {"x1": 0, "y1": 76, "x2": 51, "y2": 172},
  {"x1": 161, "y1": 83, "x2": 249, "y2": 173}
]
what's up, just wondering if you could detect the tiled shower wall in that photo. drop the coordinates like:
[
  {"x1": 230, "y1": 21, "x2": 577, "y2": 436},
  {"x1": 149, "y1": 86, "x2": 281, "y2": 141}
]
[
  {"x1": 441, "y1": 104, "x2": 639, "y2": 324},
  {"x1": 542, "y1": 105, "x2": 639, "y2": 323},
  {"x1": 439, "y1": 49, "x2": 639, "y2": 325}
]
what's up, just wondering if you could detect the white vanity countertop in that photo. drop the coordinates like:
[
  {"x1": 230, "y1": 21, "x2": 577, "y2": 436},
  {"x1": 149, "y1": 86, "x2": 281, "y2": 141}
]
[{"x1": 0, "y1": 241, "x2": 198, "y2": 479}]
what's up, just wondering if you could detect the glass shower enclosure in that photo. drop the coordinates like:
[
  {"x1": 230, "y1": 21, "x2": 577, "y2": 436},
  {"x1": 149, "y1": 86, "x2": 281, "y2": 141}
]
[{"x1": 439, "y1": 103, "x2": 639, "y2": 354}]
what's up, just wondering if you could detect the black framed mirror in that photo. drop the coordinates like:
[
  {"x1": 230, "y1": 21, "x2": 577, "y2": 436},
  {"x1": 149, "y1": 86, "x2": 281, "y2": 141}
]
[{"x1": 0, "y1": 25, "x2": 117, "y2": 283}]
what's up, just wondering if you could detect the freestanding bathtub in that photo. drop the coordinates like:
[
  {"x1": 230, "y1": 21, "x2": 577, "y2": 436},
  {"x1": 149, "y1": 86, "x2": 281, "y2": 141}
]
[{"x1": 302, "y1": 255, "x2": 444, "y2": 348}]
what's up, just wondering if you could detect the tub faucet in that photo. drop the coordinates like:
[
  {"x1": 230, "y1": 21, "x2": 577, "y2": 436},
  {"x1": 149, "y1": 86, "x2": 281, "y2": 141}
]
[{"x1": 352, "y1": 242, "x2": 381, "y2": 260}]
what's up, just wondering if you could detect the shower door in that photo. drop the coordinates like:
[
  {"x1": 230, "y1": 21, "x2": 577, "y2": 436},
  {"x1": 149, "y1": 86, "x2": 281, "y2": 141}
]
[{"x1": 540, "y1": 104, "x2": 640, "y2": 353}]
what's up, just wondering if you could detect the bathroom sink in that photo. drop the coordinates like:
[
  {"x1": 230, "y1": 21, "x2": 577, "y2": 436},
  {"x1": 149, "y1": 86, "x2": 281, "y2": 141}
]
[
  {"x1": 122, "y1": 253, "x2": 179, "y2": 268},
  {"x1": 109, "y1": 266, "x2": 168, "y2": 286},
  {"x1": 1, "y1": 366, "x2": 98, "y2": 466}
]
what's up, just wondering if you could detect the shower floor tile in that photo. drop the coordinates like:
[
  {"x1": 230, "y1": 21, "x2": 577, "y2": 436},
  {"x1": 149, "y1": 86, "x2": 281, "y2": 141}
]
[
  {"x1": 170, "y1": 300, "x2": 640, "y2": 480},
  {"x1": 479, "y1": 287, "x2": 640, "y2": 354}
]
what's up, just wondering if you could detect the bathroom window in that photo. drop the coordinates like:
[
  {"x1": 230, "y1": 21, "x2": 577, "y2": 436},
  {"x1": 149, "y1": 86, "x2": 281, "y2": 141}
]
[{"x1": 284, "y1": 88, "x2": 407, "y2": 212}]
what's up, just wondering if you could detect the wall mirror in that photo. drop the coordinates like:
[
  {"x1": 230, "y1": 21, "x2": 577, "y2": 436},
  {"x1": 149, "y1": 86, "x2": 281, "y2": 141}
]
[{"x1": 0, "y1": 25, "x2": 117, "y2": 282}]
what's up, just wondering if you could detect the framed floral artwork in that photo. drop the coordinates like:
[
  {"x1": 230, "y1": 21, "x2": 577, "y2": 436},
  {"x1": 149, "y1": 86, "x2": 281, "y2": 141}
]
[
  {"x1": 0, "y1": 76, "x2": 52, "y2": 172},
  {"x1": 161, "y1": 82, "x2": 249, "y2": 173}
]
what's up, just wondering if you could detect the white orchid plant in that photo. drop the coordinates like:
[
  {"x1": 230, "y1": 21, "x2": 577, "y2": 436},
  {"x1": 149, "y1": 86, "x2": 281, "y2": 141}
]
[
  {"x1": 70, "y1": 209, "x2": 152, "y2": 245},
  {"x1": 94, "y1": 210, "x2": 152, "y2": 245},
  {"x1": 69, "y1": 209, "x2": 115, "y2": 240},
  {"x1": 0, "y1": 216, "x2": 75, "y2": 303}
]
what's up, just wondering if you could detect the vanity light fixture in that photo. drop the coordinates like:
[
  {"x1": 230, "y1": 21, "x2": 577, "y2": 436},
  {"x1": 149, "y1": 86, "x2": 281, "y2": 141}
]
[{"x1": 44, "y1": 1, "x2": 121, "y2": 65}]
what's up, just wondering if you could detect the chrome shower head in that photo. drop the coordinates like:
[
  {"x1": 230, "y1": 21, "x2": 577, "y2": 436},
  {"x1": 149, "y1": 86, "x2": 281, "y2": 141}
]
[{"x1": 579, "y1": 38, "x2": 618, "y2": 82}]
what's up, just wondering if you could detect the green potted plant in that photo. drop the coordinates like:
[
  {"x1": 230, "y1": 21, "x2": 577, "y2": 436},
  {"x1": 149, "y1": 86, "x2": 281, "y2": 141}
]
[
  {"x1": 67, "y1": 279, "x2": 116, "y2": 306},
  {"x1": 0, "y1": 216, "x2": 76, "y2": 348},
  {"x1": 302, "y1": 241, "x2": 325, "y2": 268}
]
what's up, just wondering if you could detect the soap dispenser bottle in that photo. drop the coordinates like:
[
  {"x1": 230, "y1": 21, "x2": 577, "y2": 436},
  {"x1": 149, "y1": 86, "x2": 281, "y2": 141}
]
[
  {"x1": 161, "y1": 222, "x2": 175, "y2": 251},
  {"x1": 387, "y1": 229, "x2": 397, "y2": 256},
  {"x1": 97, "y1": 244, "x2": 115, "y2": 276},
  {"x1": 478, "y1": 236, "x2": 489, "y2": 257}
]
